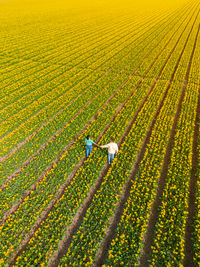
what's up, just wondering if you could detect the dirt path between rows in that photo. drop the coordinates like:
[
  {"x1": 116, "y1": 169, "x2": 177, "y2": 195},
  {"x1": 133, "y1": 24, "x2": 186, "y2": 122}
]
[
  {"x1": 184, "y1": 23, "x2": 200, "y2": 267},
  {"x1": 139, "y1": 9, "x2": 200, "y2": 267}
]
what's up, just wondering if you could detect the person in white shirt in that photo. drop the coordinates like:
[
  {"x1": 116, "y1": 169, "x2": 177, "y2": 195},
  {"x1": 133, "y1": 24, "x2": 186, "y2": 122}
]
[{"x1": 100, "y1": 138, "x2": 118, "y2": 164}]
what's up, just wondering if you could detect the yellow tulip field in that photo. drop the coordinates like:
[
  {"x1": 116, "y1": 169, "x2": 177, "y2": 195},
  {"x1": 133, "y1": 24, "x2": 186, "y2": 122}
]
[{"x1": 0, "y1": 0, "x2": 200, "y2": 265}]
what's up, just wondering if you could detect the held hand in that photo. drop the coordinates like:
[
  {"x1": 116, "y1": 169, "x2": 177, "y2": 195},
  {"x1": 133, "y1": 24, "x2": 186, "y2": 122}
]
[{"x1": 95, "y1": 144, "x2": 100, "y2": 148}]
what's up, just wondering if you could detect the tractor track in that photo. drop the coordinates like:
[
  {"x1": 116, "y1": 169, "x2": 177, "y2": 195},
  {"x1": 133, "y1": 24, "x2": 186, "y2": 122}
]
[
  {"x1": 138, "y1": 10, "x2": 200, "y2": 267},
  {"x1": 184, "y1": 24, "x2": 200, "y2": 267}
]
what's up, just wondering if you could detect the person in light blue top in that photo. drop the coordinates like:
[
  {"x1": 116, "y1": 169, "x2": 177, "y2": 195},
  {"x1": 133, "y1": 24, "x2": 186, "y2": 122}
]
[{"x1": 85, "y1": 135, "x2": 96, "y2": 158}]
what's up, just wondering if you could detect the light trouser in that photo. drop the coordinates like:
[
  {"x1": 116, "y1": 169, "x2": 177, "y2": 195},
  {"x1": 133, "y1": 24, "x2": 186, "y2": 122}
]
[
  {"x1": 86, "y1": 145, "x2": 92, "y2": 157},
  {"x1": 108, "y1": 153, "x2": 115, "y2": 164}
]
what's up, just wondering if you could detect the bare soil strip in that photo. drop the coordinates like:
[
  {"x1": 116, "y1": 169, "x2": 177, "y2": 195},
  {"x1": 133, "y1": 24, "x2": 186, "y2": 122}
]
[
  {"x1": 183, "y1": 23, "x2": 200, "y2": 267},
  {"x1": 6, "y1": 9, "x2": 189, "y2": 265},
  {"x1": 138, "y1": 11, "x2": 200, "y2": 267},
  {"x1": 48, "y1": 6, "x2": 197, "y2": 266}
]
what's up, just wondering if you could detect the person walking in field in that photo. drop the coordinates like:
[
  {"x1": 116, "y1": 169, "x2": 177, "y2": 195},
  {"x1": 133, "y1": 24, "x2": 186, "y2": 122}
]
[
  {"x1": 100, "y1": 138, "x2": 118, "y2": 164},
  {"x1": 85, "y1": 135, "x2": 98, "y2": 158}
]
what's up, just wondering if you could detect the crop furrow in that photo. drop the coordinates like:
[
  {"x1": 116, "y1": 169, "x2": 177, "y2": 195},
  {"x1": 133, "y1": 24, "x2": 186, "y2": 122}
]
[
  {"x1": 143, "y1": 13, "x2": 200, "y2": 267},
  {"x1": 182, "y1": 24, "x2": 200, "y2": 267},
  {"x1": 192, "y1": 103, "x2": 200, "y2": 265}
]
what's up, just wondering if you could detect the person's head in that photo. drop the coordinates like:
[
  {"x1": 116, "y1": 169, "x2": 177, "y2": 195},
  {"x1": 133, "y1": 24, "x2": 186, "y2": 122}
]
[
  {"x1": 86, "y1": 135, "x2": 90, "y2": 140},
  {"x1": 110, "y1": 138, "x2": 114, "y2": 143}
]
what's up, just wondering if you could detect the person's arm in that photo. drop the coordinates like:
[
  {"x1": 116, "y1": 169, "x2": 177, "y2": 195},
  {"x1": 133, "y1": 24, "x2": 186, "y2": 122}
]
[
  {"x1": 92, "y1": 140, "x2": 100, "y2": 147},
  {"x1": 95, "y1": 143, "x2": 100, "y2": 147},
  {"x1": 100, "y1": 144, "x2": 109, "y2": 148},
  {"x1": 115, "y1": 144, "x2": 119, "y2": 154}
]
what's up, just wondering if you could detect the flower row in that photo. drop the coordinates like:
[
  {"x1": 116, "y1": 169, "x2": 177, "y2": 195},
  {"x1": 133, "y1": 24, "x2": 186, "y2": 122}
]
[{"x1": 150, "y1": 16, "x2": 200, "y2": 264}]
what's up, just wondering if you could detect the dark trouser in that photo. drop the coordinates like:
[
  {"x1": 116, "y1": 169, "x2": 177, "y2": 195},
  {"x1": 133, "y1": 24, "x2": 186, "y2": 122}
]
[
  {"x1": 86, "y1": 145, "x2": 92, "y2": 157},
  {"x1": 108, "y1": 153, "x2": 115, "y2": 164}
]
